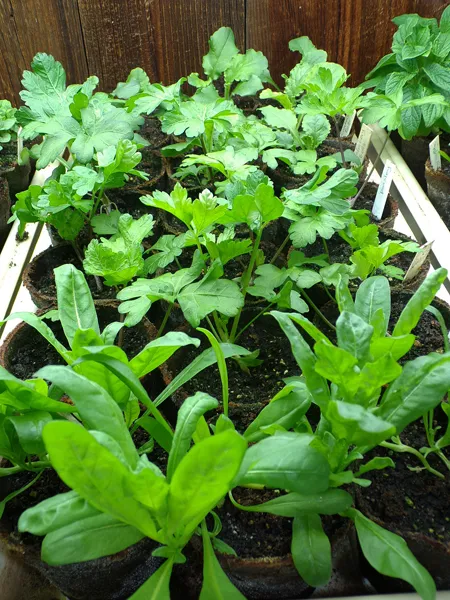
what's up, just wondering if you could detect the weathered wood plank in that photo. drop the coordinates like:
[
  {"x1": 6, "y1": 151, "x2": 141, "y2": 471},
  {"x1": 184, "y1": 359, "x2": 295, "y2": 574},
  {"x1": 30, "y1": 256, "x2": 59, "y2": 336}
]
[
  {"x1": 76, "y1": 0, "x2": 159, "y2": 90},
  {"x1": 77, "y1": 0, "x2": 245, "y2": 90},
  {"x1": 246, "y1": 0, "x2": 448, "y2": 85},
  {"x1": 0, "y1": 0, "x2": 88, "y2": 104},
  {"x1": 149, "y1": 0, "x2": 245, "y2": 84},
  {"x1": 368, "y1": 124, "x2": 450, "y2": 294}
]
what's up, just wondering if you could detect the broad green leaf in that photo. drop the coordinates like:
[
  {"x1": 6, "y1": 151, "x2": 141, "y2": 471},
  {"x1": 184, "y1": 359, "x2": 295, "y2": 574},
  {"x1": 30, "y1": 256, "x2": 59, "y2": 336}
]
[
  {"x1": 36, "y1": 366, "x2": 139, "y2": 467},
  {"x1": 19, "y1": 490, "x2": 99, "y2": 535},
  {"x1": 260, "y1": 106, "x2": 297, "y2": 133},
  {"x1": 167, "y1": 430, "x2": 247, "y2": 545},
  {"x1": 42, "y1": 513, "x2": 145, "y2": 566},
  {"x1": 200, "y1": 522, "x2": 246, "y2": 600},
  {"x1": 376, "y1": 352, "x2": 450, "y2": 433},
  {"x1": 355, "y1": 457, "x2": 395, "y2": 477},
  {"x1": 42, "y1": 421, "x2": 160, "y2": 540},
  {"x1": 178, "y1": 276, "x2": 243, "y2": 327},
  {"x1": 354, "y1": 276, "x2": 390, "y2": 336},
  {"x1": 244, "y1": 382, "x2": 311, "y2": 442},
  {"x1": 167, "y1": 392, "x2": 218, "y2": 481},
  {"x1": 350, "y1": 509, "x2": 435, "y2": 600},
  {"x1": 6, "y1": 411, "x2": 52, "y2": 455},
  {"x1": 393, "y1": 268, "x2": 448, "y2": 336},
  {"x1": 271, "y1": 311, "x2": 330, "y2": 409},
  {"x1": 202, "y1": 27, "x2": 239, "y2": 79},
  {"x1": 370, "y1": 334, "x2": 415, "y2": 361},
  {"x1": 129, "y1": 559, "x2": 173, "y2": 600},
  {"x1": 0, "y1": 366, "x2": 73, "y2": 413},
  {"x1": 326, "y1": 401, "x2": 395, "y2": 447},
  {"x1": 235, "y1": 432, "x2": 329, "y2": 494},
  {"x1": 70, "y1": 351, "x2": 173, "y2": 445},
  {"x1": 336, "y1": 311, "x2": 373, "y2": 363},
  {"x1": 292, "y1": 514, "x2": 331, "y2": 587},
  {"x1": 130, "y1": 332, "x2": 200, "y2": 379}
]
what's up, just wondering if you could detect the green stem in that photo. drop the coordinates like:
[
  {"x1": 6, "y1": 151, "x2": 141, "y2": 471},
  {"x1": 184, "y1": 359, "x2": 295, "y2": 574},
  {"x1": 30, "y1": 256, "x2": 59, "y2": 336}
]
[
  {"x1": 0, "y1": 460, "x2": 51, "y2": 477},
  {"x1": 381, "y1": 440, "x2": 445, "y2": 479},
  {"x1": 323, "y1": 284, "x2": 336, "y2": 304},
  {"x1": 212, "y1": 311, "x2": 228, "y2": 343},
  {"x1": 270, "y1": 234, "x2": 290, "y2": 265},
  {"x1": 206, "y1": 315, "x2": 221, "y2": 342},
  {"x1": 157, "y1": 304, "x2": 173, "y2": 338},
  {"x1": 230, "y1": 228, "x2": 263, "y2": 342},
  {"x1": 321, "y1": 237, "x2": 330, "y2": 261},
  {"x1": 300, "y1": 288, "x2": 336, "y2": 331},
  {"x1": 234, "y1": 302, "x2": 274, "y2": 343},
  {"x1": 423, "y1": 409, "x2": 435, "y2": 450},
  {"x1": 333, "y1": 116, "x2": 347, "y2": 169}
]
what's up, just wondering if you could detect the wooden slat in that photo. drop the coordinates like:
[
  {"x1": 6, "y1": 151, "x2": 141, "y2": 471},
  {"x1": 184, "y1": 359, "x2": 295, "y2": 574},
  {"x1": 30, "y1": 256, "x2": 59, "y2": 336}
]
[
  {"x1": 77, "y1": 0, "x2": 245, "y2": 89},
  {"x1": 149, "y1": 0, "x2": 245, "y2": 84},
  {"x1": 246, "y1": 0, "x2": 448, "y2": 85},
  {"x1": 368, "y1": 124, "x2": 450, "y2": 294},
  {"x1": 0, "y1": 0, "x2": 89, "y2": 104}
]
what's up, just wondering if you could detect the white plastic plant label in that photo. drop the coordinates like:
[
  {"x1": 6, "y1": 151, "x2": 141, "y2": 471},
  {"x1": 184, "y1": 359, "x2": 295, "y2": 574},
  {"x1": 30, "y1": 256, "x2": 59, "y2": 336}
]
[
  {"x1": 353, "y1": 124, "x2": 372, "y2": 163},
  {"x1": 403, "y1": 241, "x2": 434, "y2": 283},
  {"x1": 429, "y1": 135, "x2": 441, "y2": 171},
  {"x1": 340, "y1": 111, "x2": 356, "y2": 137},
  {"x1": 372, "y1": 160, "x2": 395, "y2": 220}
]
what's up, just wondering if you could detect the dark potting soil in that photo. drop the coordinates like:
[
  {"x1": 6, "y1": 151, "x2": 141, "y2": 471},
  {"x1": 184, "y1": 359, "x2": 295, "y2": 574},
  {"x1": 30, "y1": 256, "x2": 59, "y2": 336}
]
[
  {"x1": 27, "y1": 245, "x2": 117, "y2": 303},
  {"x1": 175, "y1": 314, "x2": 302, "y2": 419},
  {"x1": 3, "y1": 305, "x2": 151, "y2": 380},
  {"x1": 124, "y1": 150, "x2": 165, "y2": 191},
  {"x1": 0, "y1": 176, "x2": 11, "y2": 248},
  {"x1": 216, "y1": 488, "x2": 292, "y2": 558},
  {"x1": 356, "y1": 405, "x2": 450, "y2": 545},
  {"x1": 139, "y1": 116, "x2": 171, "y2": 150},
  {"x1": 0, "y1": 142, "x2": 18, "y2": 173}
]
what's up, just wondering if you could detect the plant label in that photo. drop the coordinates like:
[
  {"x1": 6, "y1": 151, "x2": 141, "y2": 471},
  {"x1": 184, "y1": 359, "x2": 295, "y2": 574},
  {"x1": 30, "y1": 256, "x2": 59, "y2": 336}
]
[
  {"x1": 340, "y1": 111, "x2": 356, "y2": 137},
  {"x1": 404, "y1": 241, "x2": 434, "y2": 283},
  {"x1": 353, "y1": 124, "x2": 372, "y2": 163},
  {"x1": 372, "y1": 160, "x2": 395, "y2": 220},
  {"x1": 429, "y1": 135, "x2": 441, "y2": 171}
]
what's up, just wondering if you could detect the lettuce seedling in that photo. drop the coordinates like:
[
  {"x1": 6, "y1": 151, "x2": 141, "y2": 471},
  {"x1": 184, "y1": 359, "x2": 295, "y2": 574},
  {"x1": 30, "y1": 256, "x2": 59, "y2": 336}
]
[
  {"x1": 83, "y1": 213, "x2": 154, "y2": 287},
  {"x1": 17, "y1": 54, "x2": 142, "y2": 168},
  {"x1": 363, "y1": 7, "x2": 450, "y2": 139}
]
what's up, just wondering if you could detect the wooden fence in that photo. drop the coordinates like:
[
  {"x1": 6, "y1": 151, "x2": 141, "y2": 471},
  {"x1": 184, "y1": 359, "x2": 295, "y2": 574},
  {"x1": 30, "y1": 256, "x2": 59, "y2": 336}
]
[{"x1": 0, "y1": 0, "x2": 448, "y2": 104}]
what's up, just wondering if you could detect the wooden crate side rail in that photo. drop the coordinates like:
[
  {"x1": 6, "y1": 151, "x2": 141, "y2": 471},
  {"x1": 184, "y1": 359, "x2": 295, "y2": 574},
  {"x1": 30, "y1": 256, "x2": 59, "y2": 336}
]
[{"x1": 367, "y1": 125, "x2": 450, "y2": 295}]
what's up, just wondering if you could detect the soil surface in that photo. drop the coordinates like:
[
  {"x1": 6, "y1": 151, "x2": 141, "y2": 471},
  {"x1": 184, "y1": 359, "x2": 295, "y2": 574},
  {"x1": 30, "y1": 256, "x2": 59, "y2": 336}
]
[
  {"x1": 217, "y1": 488, "x2": 292, "y2": 558},
  {"x1": 173, "y1": 312, "x2": 302, "y2": 420},
  {"x1": 25, "y1": 245, "x2": 117, "y2": 303},
  {"x1": 139, "y1": 116, "x2": 171, "y2": 150},
  {"x1": 356, "y1": 404, "x2": 450, "y2": 545},
  {"x1": 2, "y1": 304, "x2": 151, "y2": 380}
]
